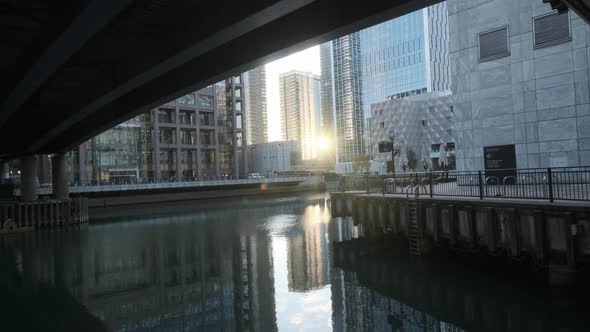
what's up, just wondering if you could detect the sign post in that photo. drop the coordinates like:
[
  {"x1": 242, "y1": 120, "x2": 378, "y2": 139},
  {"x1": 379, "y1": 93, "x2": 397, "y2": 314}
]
[
  {"x1": 483, "y1": 144, "x2": 516, "y2": 185},
  {"x1": 379, "y1": 136, "x2": 395, "y2": 174}
]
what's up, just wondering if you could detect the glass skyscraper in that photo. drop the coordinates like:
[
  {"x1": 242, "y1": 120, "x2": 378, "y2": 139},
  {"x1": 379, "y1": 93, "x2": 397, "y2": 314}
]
[
  {"x1": 360, "y1": 1, "x2": 450, "y2": 159},
  {"x1": 319, "y1": 43, "x2": 336, "y2": 163},
  {"x1": 360, "y1": 2, "x2": 450, "y2": 119},
  {"x1": 244, "y1": 66, "x2": 268, "y2": 145},
  {"x1": 327, "y1": 33, "x2": 365, "y2": 168},
  {"x1": 322, "y1": 2, "x2": 450, "y2": 171}
]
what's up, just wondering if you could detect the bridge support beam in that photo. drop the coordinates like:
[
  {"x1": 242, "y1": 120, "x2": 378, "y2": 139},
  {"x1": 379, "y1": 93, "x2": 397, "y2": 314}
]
[
  {"x1": 21, "y1": 155, "x2": 39, "y2": 201},
  {"x1": 52, "y1": 153, "x2": 69, "y2": 200}
]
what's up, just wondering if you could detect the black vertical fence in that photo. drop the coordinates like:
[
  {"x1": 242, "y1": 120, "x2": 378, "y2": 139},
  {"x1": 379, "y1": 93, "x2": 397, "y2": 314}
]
[{"x1": 337, "y1": 167, "x2": 590, "y2": 202}]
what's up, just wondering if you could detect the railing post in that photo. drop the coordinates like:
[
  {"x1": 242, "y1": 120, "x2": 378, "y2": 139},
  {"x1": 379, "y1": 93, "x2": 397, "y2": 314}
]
[
  {"x1": 478, "y1": 171, "x2": 484, "y2": 200},
  {"x1": 366, "y1": 174, "x2": 369, "y2": 193},
  {"x1": 548, "y1": 168, "x2": 554, "y2": 203},
  {"x1": 429, "y1": 173, "x2": 433, "y2": 198}
]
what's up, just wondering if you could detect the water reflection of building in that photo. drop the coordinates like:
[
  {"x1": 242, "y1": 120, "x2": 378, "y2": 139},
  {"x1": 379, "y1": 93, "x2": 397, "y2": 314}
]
[
  {"x1": 232, "y1": 224, "x2": 277, "y2": 332},
  {"x1": 5, "y1": 217, "x2": 277, "y2": 332},
  {"x1": 330, "y1": 227, "x2": 590, "y2": 332},
  {"x1": 287, "y1": 205, "x2": 330, "y2": 292}
]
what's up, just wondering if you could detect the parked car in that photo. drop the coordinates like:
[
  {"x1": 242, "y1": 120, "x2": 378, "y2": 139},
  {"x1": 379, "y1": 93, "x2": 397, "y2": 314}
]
[{"x1": 248, "y1": 173, "x2": 264, "y2": 179}]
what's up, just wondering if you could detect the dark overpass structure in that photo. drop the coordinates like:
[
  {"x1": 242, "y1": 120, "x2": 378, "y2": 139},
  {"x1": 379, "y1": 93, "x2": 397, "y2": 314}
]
[
  {"x1": 0, "y1": 0, "x2": 448, "y2": 159},
  {"x1": 2, "y1": 0, "x2": 590, "y2": 157}
]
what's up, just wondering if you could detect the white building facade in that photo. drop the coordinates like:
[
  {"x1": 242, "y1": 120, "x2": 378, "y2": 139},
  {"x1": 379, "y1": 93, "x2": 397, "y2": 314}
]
[{"x1": 248, "y1": 141, "x2": 300, "y2": 176}]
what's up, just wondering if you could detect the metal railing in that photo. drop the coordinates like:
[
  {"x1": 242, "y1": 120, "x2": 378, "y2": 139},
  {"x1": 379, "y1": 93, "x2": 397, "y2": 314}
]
[
  {"x1": 19, "y1": 176, "x2": 311, "y2": 195},
  {"x1": 337, "y1": 167, "x2": 590, "y2": 202},
  {"x1": 65, "y1": 174, "x2": 301, "y2": 187}
]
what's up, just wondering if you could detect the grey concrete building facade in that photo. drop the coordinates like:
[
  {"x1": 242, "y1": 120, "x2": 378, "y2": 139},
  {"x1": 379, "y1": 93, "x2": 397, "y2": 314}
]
[
  {"x1": 449, "y1": 0, "x2": 590, "y2": 170},
  {"x1": 244, "y1": 67, "x2": 268, "y2": 145},
  {"x1": 370, "y1": 91, "x2": 454, "y2": 173}
]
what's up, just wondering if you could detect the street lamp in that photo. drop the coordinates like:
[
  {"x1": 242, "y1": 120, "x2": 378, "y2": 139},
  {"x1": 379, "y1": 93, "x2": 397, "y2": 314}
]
[{"x1": 388, "y1": 131, "x2": 395, "y2": 175}]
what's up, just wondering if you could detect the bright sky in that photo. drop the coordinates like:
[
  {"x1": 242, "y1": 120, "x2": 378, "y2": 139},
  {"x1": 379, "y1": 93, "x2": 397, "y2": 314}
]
[{"x1": 265, "y1": 46, "x2": 321, "y2": 141}]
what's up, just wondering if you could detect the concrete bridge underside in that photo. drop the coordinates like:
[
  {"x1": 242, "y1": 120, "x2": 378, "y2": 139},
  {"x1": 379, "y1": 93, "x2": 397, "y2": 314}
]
[
  {"x1": 0, "y1": 0, "x2": 450, "y2": 159},
  {"x1": 1, "y1": 0, "x2": 589, "y2": 159}
]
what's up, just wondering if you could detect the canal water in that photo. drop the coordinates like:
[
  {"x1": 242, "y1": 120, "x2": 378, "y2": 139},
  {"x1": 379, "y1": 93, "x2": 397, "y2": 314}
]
[{"x1": 0, "y1": 193, "x2": 589, "y2": 331}]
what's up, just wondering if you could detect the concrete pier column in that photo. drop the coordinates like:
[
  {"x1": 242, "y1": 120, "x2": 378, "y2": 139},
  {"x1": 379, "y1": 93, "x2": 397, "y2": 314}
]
[
  {"x1": 52, "y1": 153, "x2": 69, "y2": 200},
  {"x1": 21, "y1": 155, "x2": 39, "y2": 201},
  {"x1": 1, "y1": 161, "x2": 9, "y2": 183}
]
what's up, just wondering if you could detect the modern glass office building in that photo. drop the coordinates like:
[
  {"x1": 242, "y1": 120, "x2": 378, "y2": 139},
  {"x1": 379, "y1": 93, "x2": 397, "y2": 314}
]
[
  {"x1": 322, "y1": 2, "x2": 450, "y2": 171},
  {"x1": 360, "y1": 2, "x2": 450, "y2": 119},
  {"x1": 319, "y1": 43, "x2": 336, "y2": 163},
  {"x1": 244, "y1": 66, "x2": 268, "y2": 145},
  {"x1": 329, "y1": 33, "x2": 365, "y2": 167},
  {"x1": 359, "y1": 2, "x2": 450, "y2": 160}
]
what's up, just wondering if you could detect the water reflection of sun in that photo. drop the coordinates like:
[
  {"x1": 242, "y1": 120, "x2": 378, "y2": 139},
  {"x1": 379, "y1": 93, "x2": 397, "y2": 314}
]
[{"x1": 303, "y1": 202, "x2": 331, "y2": 225}]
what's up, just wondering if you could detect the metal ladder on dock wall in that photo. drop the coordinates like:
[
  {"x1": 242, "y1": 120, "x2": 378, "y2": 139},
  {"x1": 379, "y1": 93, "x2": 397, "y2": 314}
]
[{"x1": 407, "y1": 197, "x2": 421, "y2": 256}]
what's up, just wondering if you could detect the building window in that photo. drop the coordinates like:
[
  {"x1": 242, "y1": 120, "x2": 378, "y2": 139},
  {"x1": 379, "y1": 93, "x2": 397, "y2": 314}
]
[
  {"x1": 380, "y1": 122, "x2": 385, "y2": 129},
  {"x1": 179, "y1": 110, "x2": 195, "y2": 125},
  {"x1": 157, "y1": 108, "x2": 175, "y2": 124},
  {"x1": 180, "y1": 150, "x2": 194, "y2": 165},
  {"x1": 199, "y1": 112, "x2": 213, "y2": 126},
  {"x1": 236, "y1": 132, "x2": 243, "y2": 147},
  {"x1": 177, "y1": 94, "x2": 195, "y2": 105},
  {"x1": 533, "y1": 11, "x2": 571, "y2": 49},
  {"x1": 478, "y1": 27, "x2": 509, "y2": 62},
  {"x1": 201, "y1": 131, "x2": 214, "y2": 145},
  {"x1": 236, "y1": 114, "x2": 243, "y2": 129},
  {"x1": 180, "y1": 130, "x2": 196, "y2": 145},
  {"x1": 142, "y1": 129, "x2": 153, "y2": 144},
  {"x1": 235, "y1": 101, "x2": 242, "y2": 111},
  {"x1": 199, "y1": 95, "x2": 214, "y2": 107},
  {"x1": 160, "y1": 150, "x2": 175, "y2": 166},
  {"x1": 159, "y1": 129, "x2": 176, "y2": 144}
]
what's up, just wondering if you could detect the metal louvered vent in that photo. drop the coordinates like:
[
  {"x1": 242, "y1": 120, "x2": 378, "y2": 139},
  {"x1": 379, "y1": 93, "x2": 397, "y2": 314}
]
[
  {"x1": 478, "y1": 27, "x2": 509, "y2": 62},
  {"x1": 534, "y1": 11, "x2": 571, "y2": 48}
]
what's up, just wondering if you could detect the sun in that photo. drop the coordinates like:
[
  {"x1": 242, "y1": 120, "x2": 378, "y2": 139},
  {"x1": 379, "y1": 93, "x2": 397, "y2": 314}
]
[{"x1": 317, "y1": 137, "x2": 329, "y2": 150}]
